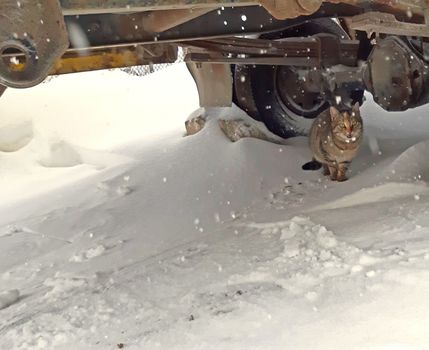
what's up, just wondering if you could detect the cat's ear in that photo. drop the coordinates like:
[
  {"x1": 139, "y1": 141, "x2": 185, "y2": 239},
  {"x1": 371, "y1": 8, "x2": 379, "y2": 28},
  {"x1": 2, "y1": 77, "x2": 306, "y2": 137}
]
[
  {"x1": 329, "y1": 106, "x2": 341, "y2": 123},
  {"x1": 352, "y1": 102, "x2": 360, "y2": 115}
]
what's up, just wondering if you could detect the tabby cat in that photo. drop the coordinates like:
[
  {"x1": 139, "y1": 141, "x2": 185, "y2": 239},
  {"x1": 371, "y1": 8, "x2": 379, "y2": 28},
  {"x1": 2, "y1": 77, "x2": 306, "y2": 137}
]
[{"x1": 302, "y1": 103, "x2": 363, "y2": 182}]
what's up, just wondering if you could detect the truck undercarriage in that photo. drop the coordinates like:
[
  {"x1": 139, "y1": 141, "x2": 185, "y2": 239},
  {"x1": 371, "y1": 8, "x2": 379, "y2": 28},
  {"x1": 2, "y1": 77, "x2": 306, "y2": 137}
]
[{"x1": 1, "y1": 0, "x2": 429, "y2": 136}]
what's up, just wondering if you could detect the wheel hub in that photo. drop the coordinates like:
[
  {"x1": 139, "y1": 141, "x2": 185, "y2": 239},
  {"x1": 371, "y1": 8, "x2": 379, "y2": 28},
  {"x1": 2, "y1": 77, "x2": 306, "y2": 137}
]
[{"x1": 275, "y1": 66, "x2": 327, "y2": 118}]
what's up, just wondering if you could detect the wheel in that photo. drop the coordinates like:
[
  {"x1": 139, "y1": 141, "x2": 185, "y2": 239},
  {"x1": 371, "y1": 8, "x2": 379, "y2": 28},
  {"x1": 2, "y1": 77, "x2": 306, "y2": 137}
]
[
  {"x1": 250, "y1": 64, "x2": 327, "y2": 138},
  {"x1": 233, "y1": 19, "x2": 365, "y2": 138},
  {"x1": 232, "y1": 64, "x2": 260, "y2": 121}
]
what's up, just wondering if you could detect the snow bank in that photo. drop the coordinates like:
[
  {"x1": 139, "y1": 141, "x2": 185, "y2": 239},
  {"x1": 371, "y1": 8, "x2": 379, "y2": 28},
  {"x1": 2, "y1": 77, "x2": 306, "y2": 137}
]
[
  {"x1": 387, "y1": 139, "x2": 429, "y2": 182},
  {"x1": 0, "y1": 290, "x2": 19, "y2": 310},
  {"x1": 1, "y1": 65, "x2": 429, "y2": 349}
]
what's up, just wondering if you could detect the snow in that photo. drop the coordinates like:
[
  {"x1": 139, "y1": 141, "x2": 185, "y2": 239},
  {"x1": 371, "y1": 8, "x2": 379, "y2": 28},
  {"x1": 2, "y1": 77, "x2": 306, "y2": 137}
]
[
  {"x1": 1, "y1": 64, "x2": 429, "y2": 349},
  {"x1": 0, "y1": 290, "x2": 19, "y2": 310}
]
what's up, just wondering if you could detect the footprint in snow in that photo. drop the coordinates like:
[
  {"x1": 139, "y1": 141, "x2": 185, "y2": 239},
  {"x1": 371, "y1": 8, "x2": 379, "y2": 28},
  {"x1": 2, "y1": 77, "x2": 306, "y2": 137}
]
[
  {"x1": 268, "y1": 181, "x2": 321, "y2": 210},
  {"x1": 69, "y1": 244, "x2": 107, "y2": 263}
]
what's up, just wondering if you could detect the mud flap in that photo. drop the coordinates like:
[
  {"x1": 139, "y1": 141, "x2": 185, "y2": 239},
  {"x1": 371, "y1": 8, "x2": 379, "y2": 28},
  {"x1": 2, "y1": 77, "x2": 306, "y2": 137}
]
[{"x1": 187, "y1": 62, "x2": 233, "y2": 107}]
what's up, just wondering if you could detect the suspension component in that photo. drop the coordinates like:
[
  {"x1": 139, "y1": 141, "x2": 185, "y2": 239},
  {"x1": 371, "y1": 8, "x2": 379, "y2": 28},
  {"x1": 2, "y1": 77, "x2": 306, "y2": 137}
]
[{"x1": 0, "y1": 0, "x2": 69, "y2": 88}]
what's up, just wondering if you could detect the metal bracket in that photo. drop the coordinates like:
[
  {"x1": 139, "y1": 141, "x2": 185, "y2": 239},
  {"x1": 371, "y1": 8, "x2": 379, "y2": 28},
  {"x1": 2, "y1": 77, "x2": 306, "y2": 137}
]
[
  {"x1": 187, "y1": 62, "x2": 233, "y2": 107},
  {"x1": 0, "y1": 0, "x2": 69, "y2": 88},
  {"x1": 59, "y1": 0, "x2": 322, "y2": 20},
  {"x1": 350, "y1": 11, "x2": 429, "y2": 37},
  {"x1": 184, "y1": 35, "x2": 359, "y2": 67}
]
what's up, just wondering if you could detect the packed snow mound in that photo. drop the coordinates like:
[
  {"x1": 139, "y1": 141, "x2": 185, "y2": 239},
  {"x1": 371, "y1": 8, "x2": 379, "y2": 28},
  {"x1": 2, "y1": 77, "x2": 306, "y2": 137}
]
[
  {"x1": 38, "y1": 140, "x2": 83, "y2": 168},
  {"x1": 0, "y1": 290, "x2": 19, "y2": 310},
  {"x1": 314, "y1": 182, "x2": 429, "y2": 210},
  {"x1": 186, "y1": 105, "x2": 287, "y2": 145},
  {"x1": 387, "y1": 139, "x2": 429, "y2": 182},
  {"x1": 0, "y1": 121, "x2": 33, "y2": 152}
]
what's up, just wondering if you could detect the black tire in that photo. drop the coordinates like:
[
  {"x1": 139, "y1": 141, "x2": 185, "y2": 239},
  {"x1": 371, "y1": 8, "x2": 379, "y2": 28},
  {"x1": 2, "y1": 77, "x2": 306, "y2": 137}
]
[
  {"x1": 250, "y1": 65, "x2": 325, "y2": 138},
  {"x1": 233, "y1": 19, "x2": 364, "y2": 138},
  {"x1": 232, "y1": 64, "x2": 261, "y2": 121}
]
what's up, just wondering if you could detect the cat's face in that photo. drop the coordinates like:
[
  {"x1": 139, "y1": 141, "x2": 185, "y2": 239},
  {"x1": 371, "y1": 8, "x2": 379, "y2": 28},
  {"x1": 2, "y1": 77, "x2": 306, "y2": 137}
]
[{"x1": 330, "y1": 103, "x2": 362, "y2": 144}]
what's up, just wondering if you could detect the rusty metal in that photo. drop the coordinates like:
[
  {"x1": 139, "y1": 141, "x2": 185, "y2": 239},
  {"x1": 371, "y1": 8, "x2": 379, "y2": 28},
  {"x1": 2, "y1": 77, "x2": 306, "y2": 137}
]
[
  {"x1": 1, "y1": 43, "x2": 176, "y2": 76},
  {"x1": 58, "y1": 0, "x2": 427, "y2": 21},
  {"x1": 60, "y1": 4, "x2": 423, "y2": 51},
  {"x1": 185, "y1": 35, "x2": 361, "y2": 109},
  {"x1": 142, "y1": 9, "x2": 214, "y2": 32},
  {"x1": 59, "y1": 0, "x2": 323, "y2": 20},
  {"x1": 187, "y1": 62, "x2": 233, "y2": 106},
  {"x1": 328, "y1": 0, "x2": 424, "y2": 20},
  {"x1": 60, "y1": 0, "x2": 252, "y2": 15},
  {"x1": 0, "y1": 0, "x2": 69, "y2": 88},
  {"x1": 0, "y1": 34, "x2": 358, "y2": 77},
  {"x1": 63, "y1": 7, "x2": 292, "y2": 48},
  {"x1": 260, "y1": 0, "x2": 322, "y2": 19},
  {"x1": 365, "y1": 37, "x2": 427, "y2": 110},
  {"x1": 323, "y1": 65, "x2": 365, "y2": 91},
  {"x1": 184, "y1": 35, "x2": 359, "y2": 67},
  {"x1": 186, "y1": 37, "x2": 322, "y2": 58},
  {"x1": 184, "y1": 36, "x2": 322, "y2": 67},
  {"x1": 350, "y1": 12, "x2": 429, "y2": 37},
  {"x1": 51, "y1": 44, "x2": 177, "y2": 75},
  {"x1": 0, "y1": 0, "x2": 428, "y2": 95},
  {"x1": 187, "y1": 52, "x2": 321, "y2": 66}
]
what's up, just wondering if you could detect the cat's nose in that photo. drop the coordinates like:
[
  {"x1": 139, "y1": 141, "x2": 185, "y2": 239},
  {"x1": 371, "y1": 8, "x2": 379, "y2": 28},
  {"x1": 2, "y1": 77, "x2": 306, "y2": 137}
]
[{"x1": 347, "y1": 133, "x2": 352, "y2": 138}]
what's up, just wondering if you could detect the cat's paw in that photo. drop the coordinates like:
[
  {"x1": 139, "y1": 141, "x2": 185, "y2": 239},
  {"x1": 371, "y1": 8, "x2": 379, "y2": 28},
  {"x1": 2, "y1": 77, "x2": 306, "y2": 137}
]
[{"x1": 336, "y1": 176, "x2": 348, "y2": 182}]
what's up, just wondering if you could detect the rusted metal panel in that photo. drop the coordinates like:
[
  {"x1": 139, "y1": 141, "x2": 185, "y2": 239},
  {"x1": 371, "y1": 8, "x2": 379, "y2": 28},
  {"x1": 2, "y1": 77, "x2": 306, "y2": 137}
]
[
  {"x1": 260, "y1": 0, "x2": 322, "y2": 19},
  {"x1": 350, "y1": 12, "x2": 429, "y2": 36},
  {"x1": 0, "y1": 35, "x2": 359, "y2": 77},
  {"x1": 186, "y1": 37, "x2": 321, "y2": 58},
  {"x1": 184, "y1": 35, "x2": 359, "y2": 67},
  {"x1": 187, "y1": 53, "x2": 321, "y2": 66},
  {"x1": 60, "y1": 0, "x2": 256, "y2": 15},
  {"x1": 1, "y1": 43, "x2": 177, "y2": 76},
  {"x1": 1, "y1": 0, "x2": 428, "y2": 90},
  {"x1": 365, "y1": 37, "x2": 427, "y2": 110},
  {"x1": 187, "y1": 62, "x2": 233, "y2": 106},
  {"x1": 63, "y1": 7, "x2": 290, "y2": 48},
  {"x1": 59, "y1": 0, "x2": 427, "y2": 20},
  {"x1": 60, "y1": 0, "x2": 324, "y2": 20},
  {"x1": 50, "y1": 44, "x2": 177, "y2": 74},
  {"x1": 0, "y1": 0, "x2": 69, "y2": 88},
  {"x1": 330, "y1": 0, "x2": 423, "y2": 15},
  {"x1": 139, "y1": 9, "x2": 215, "y2": 32},
  {"x1": 61, "y1": 5, "x2": 423, "y2": 51}
]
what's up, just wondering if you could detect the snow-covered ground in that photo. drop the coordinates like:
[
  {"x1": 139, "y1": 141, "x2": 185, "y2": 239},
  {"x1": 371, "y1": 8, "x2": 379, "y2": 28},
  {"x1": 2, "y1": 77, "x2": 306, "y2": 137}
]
[{"x1": 1, "y1": 64, "x2": 429, "y2": 349}]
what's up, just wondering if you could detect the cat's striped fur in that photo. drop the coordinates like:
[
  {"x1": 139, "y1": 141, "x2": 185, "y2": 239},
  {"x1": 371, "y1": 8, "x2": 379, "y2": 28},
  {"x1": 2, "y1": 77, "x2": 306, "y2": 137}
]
[{"x1": 303, "y1": 103, "x2": 363, "y2": 182}]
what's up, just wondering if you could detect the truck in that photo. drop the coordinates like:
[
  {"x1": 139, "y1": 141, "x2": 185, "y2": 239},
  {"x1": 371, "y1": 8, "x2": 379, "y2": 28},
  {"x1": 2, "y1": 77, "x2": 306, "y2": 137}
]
[{"x1": 1, "y1": 0, "x2": 428, "y2": 137}]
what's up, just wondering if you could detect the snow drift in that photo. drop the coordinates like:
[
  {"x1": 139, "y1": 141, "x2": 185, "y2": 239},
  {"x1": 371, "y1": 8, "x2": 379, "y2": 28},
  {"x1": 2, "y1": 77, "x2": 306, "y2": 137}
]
[{"x1": 1, "y1": 65, "x2": 429, "y2": 349}]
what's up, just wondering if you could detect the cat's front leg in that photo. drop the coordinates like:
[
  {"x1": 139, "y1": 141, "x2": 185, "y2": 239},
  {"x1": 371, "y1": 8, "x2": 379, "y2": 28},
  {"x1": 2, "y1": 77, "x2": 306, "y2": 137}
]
[
  {"x1": 337, "y1": 162, "x2": 349, "y2": 182},
  {"x1": 328, "y1": 164, "x2": 337, "y2": 181},
  {"x1": 322, "y1": 164, "x2": 330, "y2": 176}
]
